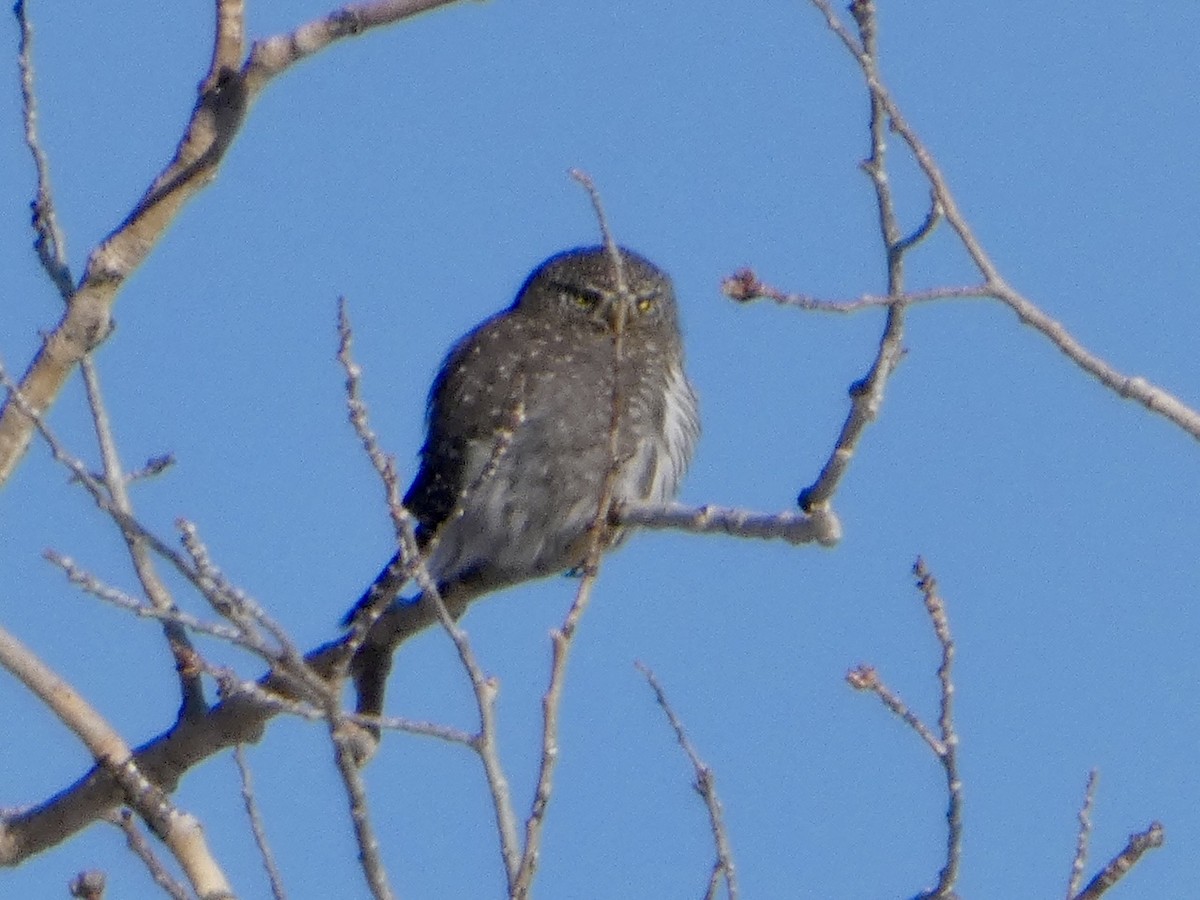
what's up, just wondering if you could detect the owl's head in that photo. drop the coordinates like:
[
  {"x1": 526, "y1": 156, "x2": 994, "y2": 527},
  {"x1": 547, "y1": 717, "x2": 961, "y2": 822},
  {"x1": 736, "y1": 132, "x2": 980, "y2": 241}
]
[{"x1": 514, "y1": 246, "x2": 681, "y2": 337}]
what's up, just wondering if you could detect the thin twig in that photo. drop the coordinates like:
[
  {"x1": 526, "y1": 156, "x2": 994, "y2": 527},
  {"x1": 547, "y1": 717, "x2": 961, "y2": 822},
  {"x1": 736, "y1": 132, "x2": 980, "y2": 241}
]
[
  {"x1": 0, "y1": 628, "x2": 233, "y2": 898},
  {"x1": 722, "y1": 270, "x2": 985, "y2": 312},
  {"x1": 0, "y1": 0, "x2": 475, "y2": 487},
  {"x1": 636, "y1": 662, "x2": 738, "y2": 900},
  {"x1": 845, "y1": 666, "x2": 944, "y2": 757},
  {"x1": 806, "y1": 0, "x2": 1200, "y2": 442},
  {"x1": 105, "y1": 810, "x2": 190, "y2": 900},
  {"x1": 330, "y1": 720, "x2": 394, "y2": 900},
  {"x1": 79, "y1": 358, "x2": 206, "y2": 718},
  {"x1": 337, "y1": 299, "x2": 524, "y2": 878},
  {"x1": 616, "y1": 500, "x2": 840, "y2": 547},
  {"x1": 1067, "y1": 770, "x2": 1098, "y2": 899},
  {"x1": 233, "y1": 746, "x2": 287, "y2": 900},
  {"x1": 15, "y1": 0, "x2": 73, "y2": 301},
  {"x1": 1073, "y1": 822, "x2": 1164, "y2": 900},
  {"x1": 176, "y1": 519, "x2": 328, "y2": 705},
  {"x1": 846, "y1": 558, "x2": 961, "y2": 900},
  {"x1": 913, "y1": 558, "x2": 961, "y2": 899},
  {"x1": 511, "y1": 172, "x2": 630, "y2": 898},
  {"x1": 794, "y1": 0, "x2": 939, "y2": 514}
]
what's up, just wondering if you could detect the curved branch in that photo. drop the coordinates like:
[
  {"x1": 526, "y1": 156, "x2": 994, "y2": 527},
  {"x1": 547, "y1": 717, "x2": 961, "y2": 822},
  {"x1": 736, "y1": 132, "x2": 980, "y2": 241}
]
[
  {"x1": 0, "y1": 627, "x2": 233, "y2": 897},
  {"x1": 0, "y1": 0, "x2": 470, "y2": 487}
]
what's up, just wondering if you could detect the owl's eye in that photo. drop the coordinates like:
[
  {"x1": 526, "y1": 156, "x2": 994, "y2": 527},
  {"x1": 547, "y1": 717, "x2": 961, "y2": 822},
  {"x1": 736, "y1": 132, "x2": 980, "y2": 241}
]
[
  {"x1": 564, "y1": 290, "x2": 599, "y2": 311},
  {"x1": 636, "y1": 297, "x2": 655, "y2": 314}
]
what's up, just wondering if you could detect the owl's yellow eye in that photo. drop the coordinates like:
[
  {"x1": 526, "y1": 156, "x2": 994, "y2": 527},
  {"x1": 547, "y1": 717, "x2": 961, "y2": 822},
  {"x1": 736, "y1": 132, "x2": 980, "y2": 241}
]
[
  {"x1": 564, "y1": 291, "x2": 597, "y2": 311},
  {"x1": 636, "y1": 297, "x2": 655, "y2": 314}
]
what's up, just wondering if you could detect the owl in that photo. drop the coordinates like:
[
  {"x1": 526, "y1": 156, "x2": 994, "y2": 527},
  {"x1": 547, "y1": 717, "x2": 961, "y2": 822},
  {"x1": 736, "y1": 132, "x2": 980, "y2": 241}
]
[{"x1": 347, "y1": 246, "x2": 699, "y2": 721}]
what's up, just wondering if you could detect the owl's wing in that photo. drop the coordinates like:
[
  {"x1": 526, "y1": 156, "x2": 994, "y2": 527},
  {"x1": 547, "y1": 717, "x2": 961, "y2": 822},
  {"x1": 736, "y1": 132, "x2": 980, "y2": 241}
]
[{"x1": 402, "y1": 313, "x2": 521, "y2": 541}]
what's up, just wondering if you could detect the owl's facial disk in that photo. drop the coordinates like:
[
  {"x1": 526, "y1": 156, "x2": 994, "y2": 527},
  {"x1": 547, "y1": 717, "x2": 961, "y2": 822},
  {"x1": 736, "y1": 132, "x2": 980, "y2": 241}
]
[{"x1": 549, "y1": 280, "x2": 666, "y2": 333}]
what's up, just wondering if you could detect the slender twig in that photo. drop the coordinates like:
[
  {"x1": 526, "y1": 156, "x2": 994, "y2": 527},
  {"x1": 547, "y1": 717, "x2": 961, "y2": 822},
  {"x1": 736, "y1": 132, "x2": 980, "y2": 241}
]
[
  {"x1": 45, "y1": 549, "x2": 241, "y2": 645},
  {"x1": 806, "y1": 0, "x2": 1200, "y2": 441},
  {"x1": 330, "y1": 720, "x2": 394, "y2": 900},
  {"x1": 337, "y1": 299, "x2": 524, "y2": 880},
  {"x1": 846, "y1": 558, "x2": 961, "y2": 900},
  {"x1": 570, "y1": 168, "x2": 623, "y2": 279},
  {"x1": 0, "y1": 628, "x2": 233, "y2": 898},
  {"x1": 793, "y1": 0, "x2": 940, "y2": 514},
  {"x1": 511, "y1": 171, "x2": 628, "y2": 895},
  {"x1": 80, "y1": 358, "x2": 206, "y2": 717},
  {"x1": 510, "y1": 172, "x2": 632, "y2": 898},
  {"x1": 105, "y1": 810, "x2": 191, "y2": 900},
  {"x1": 846, "y1": 665, "x2": 943, "y2": 756},
  {"x1": 233, "y1": 746, "x2": 287, "y2": 900},
  {"x1": 335, "y1": 298, "x2": 425, "y2": 657},
  {"x1": 15, "y1": 0, "x2": 73, "y2": 301},
  {"x1": 1073, "y1": 822, "x2": 1164, "y2": 900},
  {"x1": 0, "y1": 361, "x2": 263, "y2": 633},
  {"x1": 913, "y1": 558, "x2": 961, "y2": 899},
  {"x1": 616, "y1": 501, "x2": 840, "y2": 547},
  {"x1": 722, "y1": 270, "x2": 986, "y2": 312},
  {"x1": 176, "y1": 519, "x2": 328, "y2": 706},
  {"x1": 1067, "y1": 770, "x2": 1098, "y2": 899},
  {"x1": 0, "y1": 0, "x2": 475, "y2": 487},
  {"x1": 636, "y1": 662, "x2": 738, "y2": 900}
]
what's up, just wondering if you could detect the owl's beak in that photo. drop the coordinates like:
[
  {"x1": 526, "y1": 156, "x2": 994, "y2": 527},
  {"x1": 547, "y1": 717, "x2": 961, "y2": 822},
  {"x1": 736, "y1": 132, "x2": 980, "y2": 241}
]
[{"x1": 604, "y1": 298, "x2": 630, "y2": 333}]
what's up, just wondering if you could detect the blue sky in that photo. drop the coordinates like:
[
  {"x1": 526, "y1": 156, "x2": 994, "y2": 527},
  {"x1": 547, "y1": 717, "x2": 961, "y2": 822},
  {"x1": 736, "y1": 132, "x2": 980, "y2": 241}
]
[{"x1": 3, "y1": 1, "x2": 1199, "y2": 897}]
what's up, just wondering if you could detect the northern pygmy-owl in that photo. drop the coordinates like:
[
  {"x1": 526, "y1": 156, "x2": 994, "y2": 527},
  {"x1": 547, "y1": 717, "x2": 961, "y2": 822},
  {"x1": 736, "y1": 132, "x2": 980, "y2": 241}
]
[{"x1": 347, "y1": 246, "x2": 699, "y2": 720}]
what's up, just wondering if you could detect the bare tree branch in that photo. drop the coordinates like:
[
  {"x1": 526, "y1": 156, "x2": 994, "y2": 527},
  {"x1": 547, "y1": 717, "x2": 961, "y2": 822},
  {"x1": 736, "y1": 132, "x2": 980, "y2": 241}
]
[
  {"x1": 722, "y1": 270, "x2": 986, "y2": 312},
  {"x1": 329, "y1": 721, "x2": 394, "y2": 900},
  {"x1": 804, "y1": 0, "x2": 1200, "y2": 442},
  {"x1": 791, "y1": 0, "x2": 941, "y2": 517},
  {"x1": 636, "y1": 662, "x2": 738, "y2": 900},
  {"x1": 616, "y1": 500, "x2": 840, "y2": 547},
  {"x1": 105, "y1": 809, "x2": 190, "y2": 900},
  {"x1": 846, "y1": 558, "x2": 960, "y2": 900},
  {"x1": 512, "y1": 171, "x2": 633, "y2": 898},
  {"x1": 337, "y1": 302, "x2": 523, "y2": 882},
  {"x1": 15, "y1": 0, "x2": 71, "y2": 300},
  {"x1": 79, "y1": 358, "x2": 206, "y2": 718},
  {"x1": 0, "y1": 628, "x2": 234, "y2": 898},
  {"x1": 1073, "y1": 821, "x2": 1164, "y2": 900},
  {"x1": 1067, "y1": 770, "x2": 1099, "y2": 899},
  {"x1": 0, "y1": 0, "x2": 474, "y2": 487},
  {"x1": 233, "y1": 747, "x2": 287, "y2": 900}
]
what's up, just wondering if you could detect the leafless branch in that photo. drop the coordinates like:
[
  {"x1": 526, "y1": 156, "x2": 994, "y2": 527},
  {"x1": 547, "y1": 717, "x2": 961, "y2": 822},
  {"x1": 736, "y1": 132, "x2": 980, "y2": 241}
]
[
  {"x1": 105, "y1": 810, "x2": 190, "y2": 900},
  {"x1": 336, "y1": 303, "x2": 523, "y2": 881},
  {"x1": 803, "y1": 0, "x2": 1200, "y2": 442},
  {"x1": 616, "y1": 500, "x2": 841, "y2": 547},
  {"x1": 846, "y1": 558, "x2": 960, "y2": 899},
  {"x1": 636, "y1": 662, "x2": 738, "y2": 900},
  {"x1": 512, "y1": 171, "x2": 629, "y2": 898},
  {"x1": 912, "y1": 558, "x2": 961, "y2": 899},
  {"x1": 1073, "y1": 821, "x2": 1164, "y2": 900},
  {"x1": 722, "y1": 269, "x2": 986, "y2": 312},
  {"x1": 0, "y1": 0, "x2": 475, "y2": 487},
  {"x1": 233, "y1": 746, "x2": 287, "y2": 900},
  {"x1": 790, "y1": 0, "x2": 939, "y2": 516},
  {"x1": 845, "y1": 665, "x2": 943, "y2": 757},
  {"x1": 79, "y1": 358, "x2": 206, "y2": 717},
  {"x1": 330, "y1": 720, "x2": 394, "y2": 900},
  {"x1": 15, "y1": 0, "x2": 73, "y2": 301},
  {"x1": 1066, "y1": 770, "x2": 1099, "y2": 898},
  {"x1": 243, "y1": 0, "x2": 466, "y2": 93},
  {"x1": 0, "y1": 628, "x2": 233, "y2": 898}
]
